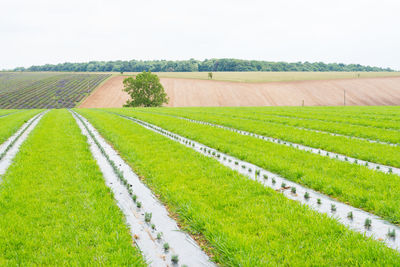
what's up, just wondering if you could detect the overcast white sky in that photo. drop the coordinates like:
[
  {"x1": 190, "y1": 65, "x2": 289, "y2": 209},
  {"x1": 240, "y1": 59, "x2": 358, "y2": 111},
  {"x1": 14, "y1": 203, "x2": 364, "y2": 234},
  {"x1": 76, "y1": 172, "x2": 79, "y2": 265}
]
[{"x1": 1, "y1": 0, "x2": 399, "y2": 70}]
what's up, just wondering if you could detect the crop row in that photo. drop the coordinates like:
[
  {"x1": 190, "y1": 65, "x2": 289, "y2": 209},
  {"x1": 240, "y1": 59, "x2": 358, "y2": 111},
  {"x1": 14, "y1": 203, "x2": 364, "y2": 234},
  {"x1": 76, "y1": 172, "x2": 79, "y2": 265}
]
[
  {"x1": 134, "y1": 108, "x2": 400, "y2": 170},
  {"x1": 75, "y1": 108, "x2": 400, "y2": 265},
  {"x1": 245, "y1": 108, "x2": 400, "y2": 130},
  {"x1": 106, "y1": 109, "x2": 400, "y2": 225},
  {"x1": 0, "y1": 110, "x2": 43, "y2": 144},
  {"x1": 200, "y1": 108, "x2": 400, "y2": 143},
  {"x1": 0, "y1": 73, "x2": 110, "y2": 109},
  {"x1": 0, "y1": 110, "x2": 145, "y2": 265}
]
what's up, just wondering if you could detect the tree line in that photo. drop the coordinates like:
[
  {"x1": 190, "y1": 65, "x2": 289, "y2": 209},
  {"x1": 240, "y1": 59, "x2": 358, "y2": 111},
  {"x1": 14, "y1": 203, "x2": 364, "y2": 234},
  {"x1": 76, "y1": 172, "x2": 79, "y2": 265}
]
[{"x1": 12, "y1": 59, "x2": 394, "y2": 72}]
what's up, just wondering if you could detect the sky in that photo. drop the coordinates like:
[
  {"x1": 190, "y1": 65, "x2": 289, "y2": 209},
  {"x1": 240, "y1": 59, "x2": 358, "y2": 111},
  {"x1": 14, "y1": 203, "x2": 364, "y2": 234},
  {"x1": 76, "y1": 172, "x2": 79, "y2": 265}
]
[{"x1": 1, "y1": 0, "x2": 399, "y2": 70}]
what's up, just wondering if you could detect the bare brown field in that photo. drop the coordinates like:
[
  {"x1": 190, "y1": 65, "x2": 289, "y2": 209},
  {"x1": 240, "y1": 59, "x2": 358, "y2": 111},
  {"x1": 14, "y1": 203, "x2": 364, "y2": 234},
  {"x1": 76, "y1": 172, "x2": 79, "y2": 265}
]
[
  {"x1": 80, "y1": 76, "x2": 400, "y2": 107},
  {"x1": 79, "y1": 75, "x2": 130, "y2": 108}
]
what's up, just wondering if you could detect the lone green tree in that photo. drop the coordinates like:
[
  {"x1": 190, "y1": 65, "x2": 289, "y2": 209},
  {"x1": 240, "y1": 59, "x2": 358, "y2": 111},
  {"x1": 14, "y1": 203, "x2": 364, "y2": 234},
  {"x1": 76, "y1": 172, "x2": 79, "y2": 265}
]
[{"x1": 123, "y1": 71, "x2": 169, "y2": 107}]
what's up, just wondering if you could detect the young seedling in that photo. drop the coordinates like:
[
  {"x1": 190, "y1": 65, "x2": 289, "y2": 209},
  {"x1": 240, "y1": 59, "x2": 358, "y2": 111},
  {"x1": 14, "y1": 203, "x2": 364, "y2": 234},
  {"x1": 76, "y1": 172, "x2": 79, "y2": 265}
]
[
  {"x1": 344, "y1": 157, "x2": 348, "y2": 161},
  {"x1": 389, "y1": 168, "x2": 393, "y2": 173},
  {"x1": 163, "y1": 242, "x2": 170, "y2": 251},
  {"x1": 136, "y1": 201, "x2": 142, "y2": 208},
  {"x1": 347, "y1": 211, "x2": 353, "y2": 220},
  {"x1": 365, "y1": 162, "x2": 369, "y2": 167},
  {"x1": 228, "y1": 159, "x2": 232, "y2": 163},
  {"x1": 281, "y1": 182, "x2": 286, "y2": 188},
  {"x1": 255, "y1": 170, "x2": 260, "y2": 176},
  {"x1": 151, "y1": 224, "x2": 156, "y2": 230},
  {"x1": 388, "y1": 229, "x2": 396, "y2": 238},
  {"x1": 145, "y1": 212, "x2": 152, "y2": 223},
  {"x1": 235, "y1": 161, "x2": 238, "y2": 165},
  {"x1": 223, "y1": 156, "x2": 226, "y2": 160},
  {"x1": 242, "y1": 165, "x2": 246, "y2": 169},
  {"x1": 304, "y1": 192, "x2": 310, "y2": 200},
  {"x1": 291, "y1": 187, "x2": 296, "y2": 194},
  {"x1": 263, "y1": 174, "x2": 268, "y2": 180},
  {"x1": 364, "y1": 218, "x2": 372, "y2": 229},
  {"x1": 331, "y1": 204, "x2": 336, "y2": 212},
  {"x1": 171, "y1": 254, "x2": 179, "y2": 264},
  {"x1": 132, "y1": 194, "x2": 137, "y2": 202},
  {"x1": 376, "y1": 165, "x2": 380, "y2": 170},
  {"x1": 317, "y1": 198, "x2": 321, "y2": 205},
  {"x1": 272, "y1": 178, "x2": 276, "y2": 185},
  {"x1": 248, "y1": 168, "x2": 252, "y2": 173},
  {"x1": 156, "y1": 232, "x2": 163, "y2": 240}
]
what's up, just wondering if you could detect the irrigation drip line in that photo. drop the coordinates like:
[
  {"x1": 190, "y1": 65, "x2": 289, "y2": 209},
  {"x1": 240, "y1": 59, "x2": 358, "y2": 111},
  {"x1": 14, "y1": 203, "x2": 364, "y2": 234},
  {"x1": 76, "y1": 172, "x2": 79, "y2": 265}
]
[
  {"x1": 0, "y1": 111, "x2": 47, "y2": 177},
  {"x1": 147, "y1": 112, "x2": 400, "y2": 176},
  {"x1": 71, "y1": 110, "x2": 214, "y2": 267},
  {"x1": 114, "y1": 112, "x2": 400, "y2": 253}
]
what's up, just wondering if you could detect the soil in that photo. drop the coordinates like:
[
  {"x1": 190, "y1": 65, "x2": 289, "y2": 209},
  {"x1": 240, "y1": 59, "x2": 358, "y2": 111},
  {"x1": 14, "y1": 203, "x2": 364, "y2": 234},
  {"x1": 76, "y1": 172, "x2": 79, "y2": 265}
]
[{"x1": 79, "y1": 76, "x2": 400, "y2": 108}]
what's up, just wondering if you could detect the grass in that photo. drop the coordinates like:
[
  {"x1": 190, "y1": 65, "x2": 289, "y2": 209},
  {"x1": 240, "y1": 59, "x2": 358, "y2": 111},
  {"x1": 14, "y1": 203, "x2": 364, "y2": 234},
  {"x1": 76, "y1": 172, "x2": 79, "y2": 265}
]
[
  {"x1": 76, "y1": 108, "x2": 400, "y2": 265},
  {"x1": 0, "y1": 110, "x2": 43, "y2": 144},
  {"x1": 113, "y1": 109, "x2": 400, "y2": 225},
  {"x1": 143, "y1": 107, "x2": 400, "y2": 168},
  {"x1": 0, "y1": 110, "x2": 145, "y2": 265}
]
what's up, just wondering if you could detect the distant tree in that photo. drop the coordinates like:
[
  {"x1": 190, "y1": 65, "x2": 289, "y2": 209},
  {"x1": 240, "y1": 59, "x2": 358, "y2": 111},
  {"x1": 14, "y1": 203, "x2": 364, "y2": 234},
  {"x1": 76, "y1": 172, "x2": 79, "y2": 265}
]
[
  {"x1": 208, "y1": 72, "x2": 213, "y2": 79},
  {"x1": 123, "y1": 71, "x2": 169, "y2": 107}
]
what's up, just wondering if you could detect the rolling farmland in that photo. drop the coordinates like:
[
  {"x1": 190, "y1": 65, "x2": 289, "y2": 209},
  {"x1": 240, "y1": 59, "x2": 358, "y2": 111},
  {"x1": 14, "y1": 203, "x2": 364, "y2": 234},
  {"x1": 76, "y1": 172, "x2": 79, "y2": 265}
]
[
  {"x1": 0, "y1": 72, "x2": 110, "y2": 109},
  {"x1": 1, "y1": 106, "x2": 400, "y2": 265}
]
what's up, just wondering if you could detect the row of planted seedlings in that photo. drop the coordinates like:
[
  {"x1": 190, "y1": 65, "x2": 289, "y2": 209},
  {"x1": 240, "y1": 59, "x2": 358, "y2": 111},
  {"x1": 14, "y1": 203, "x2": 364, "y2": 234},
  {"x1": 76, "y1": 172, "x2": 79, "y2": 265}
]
[
  {"x1": 0, "y1": 111, "x2": 46, "y2": 178},
  {"x1": 165, "y1": 114, "x2": 400, "y2": 176},
  {"x1": 0, "y1": 74, "x2": 109, "y2": 109},
  {"x1": 109, "y1": 108, "x2": 400, "y2": 226},
  {"x1": 72, "y1": 111, "x2": 212, "y2": 266},
  {"x1": 158, "y1": 108, "x2": 400, "y2": 147},
  {"x1": 199, "y1": 108, "x2": 400, "y2": 145},
  {"x1": 114, "y1": 113, "x2": 400, "y2": 252},
  {"x1": 0, "y1": 112, "x2": 44, "y2": 161},
  {"x1": 139, "y1": 108, "x2": 400, "y2": 172}
]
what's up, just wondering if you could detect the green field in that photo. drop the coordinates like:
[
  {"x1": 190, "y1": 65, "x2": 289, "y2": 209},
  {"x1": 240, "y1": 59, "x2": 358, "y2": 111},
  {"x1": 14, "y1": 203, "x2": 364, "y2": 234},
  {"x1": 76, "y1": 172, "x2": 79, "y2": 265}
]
[{"x1": 1, "y1": 106, "x2": 400, "y2": 264}]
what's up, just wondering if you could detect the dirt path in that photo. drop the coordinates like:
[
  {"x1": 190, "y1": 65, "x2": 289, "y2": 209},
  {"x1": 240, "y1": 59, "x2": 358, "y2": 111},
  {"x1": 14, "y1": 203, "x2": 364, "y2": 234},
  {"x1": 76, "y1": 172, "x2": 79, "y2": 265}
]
[{"x1": 80, "y1": 76, "x2": 400, "y2": 108}]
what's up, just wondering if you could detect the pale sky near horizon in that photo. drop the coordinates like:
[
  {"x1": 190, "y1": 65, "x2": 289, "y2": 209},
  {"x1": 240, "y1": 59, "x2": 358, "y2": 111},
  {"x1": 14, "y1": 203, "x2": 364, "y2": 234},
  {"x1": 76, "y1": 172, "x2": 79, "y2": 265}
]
[{"x1": 1, "y1": 0, "x2": 399, "y2": 70}]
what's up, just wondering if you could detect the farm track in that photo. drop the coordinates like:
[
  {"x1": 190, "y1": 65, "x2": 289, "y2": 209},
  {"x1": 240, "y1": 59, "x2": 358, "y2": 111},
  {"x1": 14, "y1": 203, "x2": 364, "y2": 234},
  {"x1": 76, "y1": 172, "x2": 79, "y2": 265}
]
[
  {"x1": 0, "y1": 111, "x2": 46, "y2": 177},
  {"x1": 112, "y1": 112, "x2": 400, "y2": 252},
  {"x1": 71, "y1": 111, "x2": 214, "y2": 267},
  {"x1": 142, "y1": 111, "x2": 400, "y2": 176}
]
